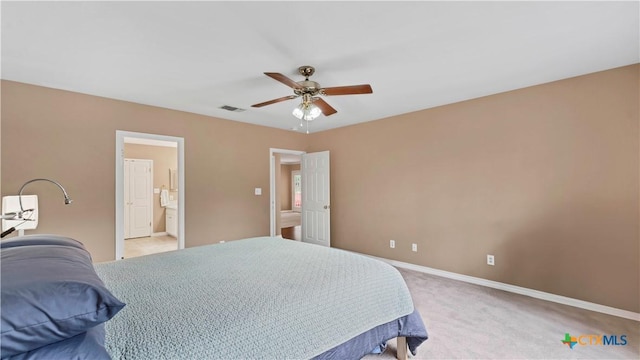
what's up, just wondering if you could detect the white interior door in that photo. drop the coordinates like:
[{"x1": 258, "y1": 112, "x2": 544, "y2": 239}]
[
  {"x1": 124, "y1": 159, "x2": 152, "y2": 239},
  {"x1": 301, "y1": 151, "x2": 330, "y2": 247}
]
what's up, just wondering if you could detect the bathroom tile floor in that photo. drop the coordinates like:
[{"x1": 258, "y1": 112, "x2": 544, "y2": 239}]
[{"x1": 124, "y1": 234, "x2": 177, "y2": 259}]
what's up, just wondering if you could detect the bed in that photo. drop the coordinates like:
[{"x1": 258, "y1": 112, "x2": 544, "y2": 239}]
[
  {"x1": 281, "y1": 209, "x2": 302, "y2": 228},
  {"x1": 1, "y1": 235, "x2": 428, "y2": 360}
]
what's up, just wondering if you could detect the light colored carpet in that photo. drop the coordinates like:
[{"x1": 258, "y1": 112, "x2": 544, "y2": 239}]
[{"x1": 363, "y1": 268, "x2": 639, "y2": 359}]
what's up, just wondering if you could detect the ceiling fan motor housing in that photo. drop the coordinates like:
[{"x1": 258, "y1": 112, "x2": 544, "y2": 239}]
[{"x1": 294, "y1": 80, "x2": 321, "y2": 96}]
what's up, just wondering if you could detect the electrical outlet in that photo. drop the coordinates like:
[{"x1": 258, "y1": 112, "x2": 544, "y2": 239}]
[
  {"x1": 487, "y1": 254, "x2": 495, "y2": 266},
  {"x1": 390, "y1": 240, "x2": 396, "y2": 249},
  {"x1": 412, "y1": 243, "x2": 418, "y2": 252}
]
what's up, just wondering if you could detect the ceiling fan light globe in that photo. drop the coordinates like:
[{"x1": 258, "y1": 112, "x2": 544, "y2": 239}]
[
  {"x1": 292, "y1": 103, "x2": 321, "y2": 121},
  {"x1": 292, "y1": 105, "x2": 305, "y2": 119},
  {"x1": 307, "y1": 104, "x2": 322, "y2": 120}
]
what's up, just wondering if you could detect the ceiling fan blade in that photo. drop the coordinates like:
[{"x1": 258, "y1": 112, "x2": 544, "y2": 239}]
[
  {"x1": 313, "y1": 97, "x2": 337, "y2": 116},
  {"x1": 264, "y1": 72, "x2": 303, "y2": 90},
  {"x1": 251, "y1": 95, "x2": 299, "y2": 108},
  {"x1": 321, "y1": 84, "x2": 373, "y2": 96}
]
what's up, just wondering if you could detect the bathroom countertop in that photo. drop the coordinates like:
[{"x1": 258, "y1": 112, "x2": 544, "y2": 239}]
[{"x1": 164, "y1": 200, "x2": 178, "y2": 210}]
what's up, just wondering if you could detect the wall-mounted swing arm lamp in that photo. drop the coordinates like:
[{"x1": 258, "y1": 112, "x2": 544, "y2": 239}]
[
  {"x1": 0, "y1": 178, "x2": 73, "y2": 238},
  {"x1": 18, "y1": 178, "x2": 73, "y2": 216}
]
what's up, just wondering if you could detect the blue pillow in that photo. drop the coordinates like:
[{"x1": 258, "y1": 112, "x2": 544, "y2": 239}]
[
  {"x1": 1, "y1": 238, "x2": 125, "y2": 358},
  {"x1": 5, "y1": 324, "x2": 110, "y2": 360},
  {"x1": 0, "y1": 234, "x2": 86, "y2": 250}
]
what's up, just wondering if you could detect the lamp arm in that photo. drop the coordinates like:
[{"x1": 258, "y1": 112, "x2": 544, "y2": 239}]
[{"x1": 18, "y1": 178, "x2": 73, "y2": 214}]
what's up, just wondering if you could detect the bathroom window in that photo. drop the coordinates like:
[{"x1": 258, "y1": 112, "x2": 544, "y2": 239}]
[{"x1": 292, "y1": 170, "x2": 301, "y2": 212}]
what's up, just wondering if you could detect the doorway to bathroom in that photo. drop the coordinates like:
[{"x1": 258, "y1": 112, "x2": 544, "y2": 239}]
[
  {"x1": 270, "y1": 148, "x2": 331, "y2": 247},
  {"x1": 276, "y1": 152, "x2": 302, "y2": 241},
  {"x1": 115, "y1": 131, "x2": 185, "y2": 260}
]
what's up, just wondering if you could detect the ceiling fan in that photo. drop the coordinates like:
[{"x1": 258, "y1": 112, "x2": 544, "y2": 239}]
[{"x1": 251, "y1": 66, "x2": 373, "y2": 119}]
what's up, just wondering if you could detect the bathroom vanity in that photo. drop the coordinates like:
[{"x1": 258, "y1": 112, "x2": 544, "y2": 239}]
[{"x1": 165, "y1": 205, "x2": 177, "y2": 237}]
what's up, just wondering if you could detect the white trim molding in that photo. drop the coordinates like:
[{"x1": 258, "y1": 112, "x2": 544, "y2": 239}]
[{"x1": 366, "y1": 255, "x2": 640, "y2": 322}]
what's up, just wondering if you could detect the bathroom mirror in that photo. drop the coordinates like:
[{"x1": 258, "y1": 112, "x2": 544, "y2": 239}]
[{"x1": 169, "y1": 168, "x2": 178, "y2": 191}]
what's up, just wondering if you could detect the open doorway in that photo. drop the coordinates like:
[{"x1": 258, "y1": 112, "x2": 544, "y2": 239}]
[
  {"x1": 270, "y1": 149, "x2": 331, "y2": 247},
  {"x1": 116, "y1": 131, "x2": 185, "y2": 260},
  {"x1": 270, "y1": 148, "x2": 304, "y2": 239},
  {"x1": 279, "y1": 156, "x2": 302, "y2": 240}
]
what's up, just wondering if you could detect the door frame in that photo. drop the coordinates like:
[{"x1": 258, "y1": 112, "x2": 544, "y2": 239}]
[
  {"x1": 269, "y1": 148, "x2": 305, "y2": 236},
  {"x1": 115, "y1": 130, "x2": 185, "y2": 260}
]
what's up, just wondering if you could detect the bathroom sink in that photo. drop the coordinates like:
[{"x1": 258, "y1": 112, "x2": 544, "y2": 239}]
[{"x1": 164, "y1": 200, "x2": 178, "y2": 209}]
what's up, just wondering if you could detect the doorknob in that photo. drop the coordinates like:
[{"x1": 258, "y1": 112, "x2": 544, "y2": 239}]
[{"x1": 324, "y1": 205, "x2": 330, "y2": 209}]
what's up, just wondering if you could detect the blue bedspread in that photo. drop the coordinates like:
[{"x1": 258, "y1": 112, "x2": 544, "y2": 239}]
[{"x1": 94, "y1": 236, "x2": 427, "y2": 359}]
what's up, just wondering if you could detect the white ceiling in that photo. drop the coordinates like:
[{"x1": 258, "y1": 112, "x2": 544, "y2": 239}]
[{"x1": 2, "y1": 1, "x2": 638, "y2": 134}]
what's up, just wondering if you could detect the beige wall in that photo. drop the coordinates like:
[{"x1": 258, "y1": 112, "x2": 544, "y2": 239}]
[
  {"x1": 124, "y1": 143, "x2": 178, "y2": 233},
  {"x1": 307, "y1": 64, "x2": 639, "y2": 313},
  {"x1": 1, "y1": 64, "x2": 638, "y2": 313},
  {"x1": 1, "y1": 80, "x2": 307, "y2": 262}
]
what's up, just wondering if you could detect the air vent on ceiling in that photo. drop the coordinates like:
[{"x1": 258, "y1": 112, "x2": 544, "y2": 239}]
[{"x1": 219, "y1": 105, "x2": 245, "y2": 112}]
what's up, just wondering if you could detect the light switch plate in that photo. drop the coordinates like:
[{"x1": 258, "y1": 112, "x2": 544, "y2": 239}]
[{"x1": 255, "y1": 188, "x2": 262, "y2": 195}]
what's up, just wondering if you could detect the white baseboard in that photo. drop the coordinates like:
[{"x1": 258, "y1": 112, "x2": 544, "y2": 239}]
[
  {"x1": 364, "y1": 254, "x2": 640, "y2": 322},
  {"x1": 152, "y1": 232, "x2": 168, "y2": 237}
]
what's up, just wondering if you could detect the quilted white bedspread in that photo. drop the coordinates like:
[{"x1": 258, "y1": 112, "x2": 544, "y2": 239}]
[{"x1": 94, "y1": 236, "x2": 414, "y2": 359}]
